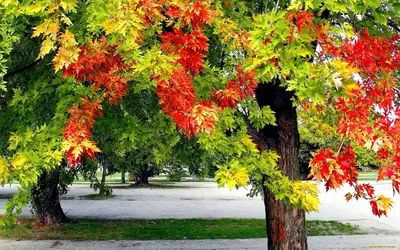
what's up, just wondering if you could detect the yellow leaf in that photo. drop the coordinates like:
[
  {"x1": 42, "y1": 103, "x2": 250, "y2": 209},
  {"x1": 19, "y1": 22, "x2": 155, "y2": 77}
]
[
  {"x1": 37, "y1": 37, "x2": 55, "y2": 59},
  {"x1": 48, "y1": 22, "x2": 60, "y2": 39},
  {"x1": 60, "y1": 13, "x2": 73, "y2": 26},
  {"x1": 292, "y1": 181, "x2": 320, "y2": 212},
  {"x1": 60, "y1": 29, "x2": 78, "y2": 47},
  {"x1": 61, "y1": 140, "x2": 73, "y2": 152},
  {"x1": 60, "y1": 0, "x2": 77, "y2": 12},
  {"x1": 47, "y1": 1, "x2": 59, "y2": 13},
  {"x1": 81, "y1": 139, "x2": 101, "y2": 153},
  {"x1": 10, "y1": 154, "x2": 27, "y2": 168},
  {"x1": 32, "y1": 19, "x2": 59, "y2": 38},
  {"x1": 32, "y1": 19, "x2": 50, "y2": 38},
  {"x1": 376, "y1": 195, "x2": 393, "y2": 215},
  {"x1": 0, "y1": 156, "x2": 9, "y2": 182},
  {"x1": 53, "y1": 33, "x2": 80, "y2": 71},
  {"x1": 72, "y1": 145, "x2": 83, "y2": 158},
  {"x1": 2, "y1": 0, "x2": 12, "y2": 6},
  {"x1": 51, "y1": 151, "x2": 64, "y2": 163},
  {"x1": 233, "y1": 167, "x2": 249, "y2": 187},
  {"x1": 241, "y1": 136, "x2": 259, "y2": 154}
]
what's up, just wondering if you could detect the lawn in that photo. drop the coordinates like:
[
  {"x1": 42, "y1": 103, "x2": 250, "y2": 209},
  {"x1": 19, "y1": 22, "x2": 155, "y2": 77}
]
[
  {"x1": 357, "y1": 172, "x2": 378, "y2": 181},
  {"x1": 0, "y1": 219, "x2": 365, "y2": 240}
]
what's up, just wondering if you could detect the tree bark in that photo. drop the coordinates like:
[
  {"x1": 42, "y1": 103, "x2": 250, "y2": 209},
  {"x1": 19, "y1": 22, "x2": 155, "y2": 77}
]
[
  {"x1": 121, "y1": 171, "x2": 126, "y2": 184},
  {"x1": 255, "y1": 83, "x2": 307, "y2": 250},
  {"x1": 31, "y1": 169, "x2": 70, "y2": 226},
  {"x1": 134, "y1": 168, "x2": 150, "y2": 184},
  {"x1": 101, "y1": 160, "x2": 107, "y2": 185}
]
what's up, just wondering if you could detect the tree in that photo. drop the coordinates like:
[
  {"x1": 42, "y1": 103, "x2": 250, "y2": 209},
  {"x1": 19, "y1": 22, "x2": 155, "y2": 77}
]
[
  {"x1": 0, "y1": 18, "x2": 93, "y2": 225},
  {"x1": 1, "y1": 1, "x2": 399, "y2": 249},
  {"x1": 91, "y1": 88, "x2": 182, "y2": 184}
]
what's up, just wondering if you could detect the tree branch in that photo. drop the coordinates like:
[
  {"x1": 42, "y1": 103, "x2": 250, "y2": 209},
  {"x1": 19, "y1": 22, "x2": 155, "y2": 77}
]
[{"x1": 3, "y1": 59, "x2": 42, "y2": 80}]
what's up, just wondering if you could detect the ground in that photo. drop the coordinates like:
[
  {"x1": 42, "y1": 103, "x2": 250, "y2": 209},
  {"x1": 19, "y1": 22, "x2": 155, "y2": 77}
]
[{"x1": 0, "y1": 179, "x2": 399, "y2": 249}]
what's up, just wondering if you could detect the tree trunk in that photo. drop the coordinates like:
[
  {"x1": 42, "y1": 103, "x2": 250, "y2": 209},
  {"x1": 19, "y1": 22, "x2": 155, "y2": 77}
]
[
  {"x1": 99, "y1": 156, "x2": 107, "y2": 195},
  {"x1": 135, "y1": 167, "x2": 150, "y2": 184},
  {"x1": 255, "y1": 83, "x2": 307, "y2": 250},
  {"x1": 121, "y1": 171, "x2": 126, "y2": 183},
  {"x1": 31, "y1": 169, "x2": 70, "y2": 226}
]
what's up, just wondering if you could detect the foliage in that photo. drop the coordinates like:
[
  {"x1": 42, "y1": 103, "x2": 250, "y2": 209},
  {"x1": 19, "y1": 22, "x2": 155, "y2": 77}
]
[
  {"x1": 0, "y1": 27, "x2": 91, "y2": 226},
  {"x1": 1, "y1": 0, "x2": 399, "y2": 223},
  {"x1": 165, "y1": 165, "x2": 187, "y2": 181}
]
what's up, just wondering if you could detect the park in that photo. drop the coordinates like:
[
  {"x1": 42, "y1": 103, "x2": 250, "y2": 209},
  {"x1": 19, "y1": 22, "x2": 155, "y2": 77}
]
[{"x1": 0, "y1": 0, "x2": 399, "y2": 249}]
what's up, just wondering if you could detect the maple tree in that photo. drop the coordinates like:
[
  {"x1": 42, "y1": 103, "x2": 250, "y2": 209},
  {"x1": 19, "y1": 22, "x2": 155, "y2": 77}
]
[
  {"x1": 0, "y1": 31, "x2": 85, "y2": 225},
  {"x1": 1, "y1": 0, "x2": 400, "y2": 249}
]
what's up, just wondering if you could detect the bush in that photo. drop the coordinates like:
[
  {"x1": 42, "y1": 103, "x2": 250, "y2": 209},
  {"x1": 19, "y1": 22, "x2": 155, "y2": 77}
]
[{"x1": 165, "y1": 165, "x2": 187, "y2": 181}]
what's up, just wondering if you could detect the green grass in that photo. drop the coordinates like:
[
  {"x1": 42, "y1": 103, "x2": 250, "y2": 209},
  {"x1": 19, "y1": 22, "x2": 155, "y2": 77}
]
[
  {"x1": 111, "y1": 183, "x2": 188, "y2": 189},
  {"x1": 81, "y1": 194, "x2": 115, "y2": 200},
  {"x1": 357, "y1": 171, "x2": 378, "y2": 181},
  {"x1": 0, "y1": 219, "x2": 365, "y2": 240},
  {"x1": 149, "y1": 179, "x2": 216, "y2": 183},
  {"x1": 72, "y1": 179, "x2": 216, "y2": 185}
]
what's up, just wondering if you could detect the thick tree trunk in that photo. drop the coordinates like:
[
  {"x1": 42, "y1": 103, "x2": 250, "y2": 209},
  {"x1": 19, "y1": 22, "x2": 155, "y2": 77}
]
[
  {"x1": 31, "y1": 169, "x2": 70, "y2": 226},
  {"x1": 255, "y1": 83, "x2": 307, "y2": 250},
  {"x1": 135, "y1": 168, "x2": 150, "y2": 184}
]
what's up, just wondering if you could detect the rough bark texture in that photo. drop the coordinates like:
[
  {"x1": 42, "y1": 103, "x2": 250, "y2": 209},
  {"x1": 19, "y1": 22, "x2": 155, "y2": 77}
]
[
  {"x1": 31, "y1": 169, "x2": 70, "y2": 226},
  {"x1": 255, "y1": 83, "x2": 307, "y2": 250}
]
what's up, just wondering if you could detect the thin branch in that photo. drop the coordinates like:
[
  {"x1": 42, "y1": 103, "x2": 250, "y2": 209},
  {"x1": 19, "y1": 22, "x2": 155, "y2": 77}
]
[
  {"x1": 3, "y1": 59, "x2": 42, "y2": 80},
  {"x1": 335, "y1": 135, "x2": 346, "y2": 157}
]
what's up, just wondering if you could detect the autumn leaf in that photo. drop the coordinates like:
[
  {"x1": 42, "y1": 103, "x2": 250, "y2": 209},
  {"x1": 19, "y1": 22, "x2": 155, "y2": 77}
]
[
  {"x1": 371, "y1": 195, "x2": 393, "y2": 217},
  {"x1": 291, "y1": 181, "x2": 320, "y2": 212},
  {"x1": 37, "y1": 37, "x2": 55, "y2": 59},
  {"x1": 10, "y1": 154, "x2": 27, "y2": 167},
  {"x1": 0, "y1": 157, "x2": 9, "y2": 183}
]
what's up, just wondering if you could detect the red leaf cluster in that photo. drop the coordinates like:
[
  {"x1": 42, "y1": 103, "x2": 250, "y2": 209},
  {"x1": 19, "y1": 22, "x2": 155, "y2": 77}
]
[
  {"x1": 63, "y1": 98, "x2": 103, "y2": 166},
  {"x1": 309, "y1": 146, "x2": 357, "y2": 191},
  {"x1": 155, "y1": 70, "x2": 219, "y2": 137},
  {"x1": 154, "y1": 2, "x2": 223, "y2": 137},
  {"x1": 160, "y1": 28, "x2": 208, "y2": 74},
  {"x1": 62, "y1": 38, "x2": 128, "y2": 166},
  {"x1": 136, "y1": 0, "x2": 164, "y2": 25},
  {"x1": 63, "y1": 38, "x2": 128, "y2": 104},
  {"x1": 165, "y1": 0, "x2": 216, "y2": 28},
  {"x1": 156, "y1": 68, "x2": 196, "y2": 115},
  {"x1": 287, "y1": 11, "x2": 314, "y2": 33},
  {"x1": 212, "y1": 67, "x2": 258, "y2": 109},
  {"x1": 321, "y1": 30, "x2": 400, "y2": 76},
  {"x1": 313, "y1": 29, "x2": 400, "y2": 216}
]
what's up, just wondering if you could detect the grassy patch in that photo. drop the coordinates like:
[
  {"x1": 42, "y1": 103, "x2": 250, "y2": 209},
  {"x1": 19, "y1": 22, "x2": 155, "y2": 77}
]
[
  {"x1": 81, "y1": 194, "x2": 115, "y2": 200},
  {"x1": 0, "y1": 219, "x2": 365, "y2": 240},
  {"x1": 357, "y1": 172, "x2": 378, "y2": 181},
  {"x1": 112, "y1": 183, "x2": 188, "y2": 189},
  {"x1": 306, "y1": 220, "x2": 364, "y2": 236},
  {"x1": 149, "y1": 179, "x2": 216, "y2": 183}
]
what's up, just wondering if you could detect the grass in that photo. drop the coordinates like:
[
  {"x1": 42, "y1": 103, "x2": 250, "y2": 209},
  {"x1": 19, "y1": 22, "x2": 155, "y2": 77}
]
[
  {"x1": 81, "y1": 194, "x2": 115, "y2": 200},
  {"x1": 357, "y1": 171, "x2": 378, "y2": 181},
  {"x1": 0, "y1": 219, "x2": 365, "y2": 240},
  {"x1": 111, "y1": 183, "x2": 192, "y2": 189},
  {"x1": 72, "y1": 179, "x2": 216, "y2": 185},
  {"x1": 149, "y1": 179, "x2": 216, "y2": 183}
]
